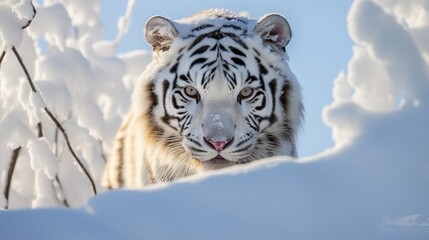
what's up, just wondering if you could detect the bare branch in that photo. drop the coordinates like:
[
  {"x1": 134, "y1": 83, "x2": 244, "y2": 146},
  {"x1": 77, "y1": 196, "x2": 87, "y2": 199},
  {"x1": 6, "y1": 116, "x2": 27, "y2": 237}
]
[
  {"x1": 4, "y1": 147, "x2": 22, "y2": 210},
  {"x1": 11, "y1": 46, "x2": 97, "y2": 195}
]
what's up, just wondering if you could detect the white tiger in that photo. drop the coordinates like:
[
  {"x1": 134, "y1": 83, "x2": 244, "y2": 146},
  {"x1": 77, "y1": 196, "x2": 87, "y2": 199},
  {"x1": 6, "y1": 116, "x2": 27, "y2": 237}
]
[{"x1": 103, "y1": 9, "x2": 303, "y2": 189}]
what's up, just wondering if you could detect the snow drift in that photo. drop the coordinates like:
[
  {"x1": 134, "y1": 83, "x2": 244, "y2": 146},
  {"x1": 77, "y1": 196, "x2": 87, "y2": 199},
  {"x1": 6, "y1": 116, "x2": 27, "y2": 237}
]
[{"x1": 1, "y1": 0, "x2": 429, "y2": 239}]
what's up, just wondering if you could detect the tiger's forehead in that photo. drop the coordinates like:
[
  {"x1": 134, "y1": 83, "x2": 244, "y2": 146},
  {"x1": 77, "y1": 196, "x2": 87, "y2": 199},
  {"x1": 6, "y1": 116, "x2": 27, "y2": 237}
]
[
  {"x1": 175, "y1": 9, "x2": 255, "y2": 38},
  {"x1": 182, "y1": 20, "x2": 249, "y2": 39},
  {"x1": 172, "y1": 35, "x2": 265, "y2": 91},
  {"x1": 163, "y1": 12, "x2": 280, "y2": 91}
]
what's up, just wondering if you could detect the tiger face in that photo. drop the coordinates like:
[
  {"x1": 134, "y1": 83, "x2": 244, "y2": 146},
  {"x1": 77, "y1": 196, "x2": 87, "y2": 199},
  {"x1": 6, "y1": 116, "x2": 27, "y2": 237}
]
[{"x1": 140, "y1": 10, "x2": 303, "y2": 171}]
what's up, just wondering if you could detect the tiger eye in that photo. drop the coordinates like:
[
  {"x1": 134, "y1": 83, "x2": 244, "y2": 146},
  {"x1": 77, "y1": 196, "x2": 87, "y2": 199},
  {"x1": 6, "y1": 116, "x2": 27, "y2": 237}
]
[
  {"x1": 239, "y1": 87, "x2": 254, "y2": 99},
  {"x1": 184, "y1": 86, "x2": 199, "y2": 98}
]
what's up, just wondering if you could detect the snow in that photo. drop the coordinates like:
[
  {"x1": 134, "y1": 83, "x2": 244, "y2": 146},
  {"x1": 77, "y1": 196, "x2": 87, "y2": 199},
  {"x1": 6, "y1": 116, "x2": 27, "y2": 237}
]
[
  {"x1": 0, "y1": 3, "x2": 24, "y2": 49},
  {"x1": 27, "y1": 4, "x2": 71, "y2": 50},
  {"x1": 27, "y1": 137, "x2": 57, "y2": 179},
  {"x1": 0, "y1": 0, "x2": 429, "y2": 239}
]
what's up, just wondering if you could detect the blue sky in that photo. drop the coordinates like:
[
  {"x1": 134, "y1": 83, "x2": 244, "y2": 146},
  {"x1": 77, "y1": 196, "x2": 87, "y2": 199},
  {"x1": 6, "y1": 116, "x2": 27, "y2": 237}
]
[{"x1": 100, "y1": 0, "x2": 354, "y2": 156}]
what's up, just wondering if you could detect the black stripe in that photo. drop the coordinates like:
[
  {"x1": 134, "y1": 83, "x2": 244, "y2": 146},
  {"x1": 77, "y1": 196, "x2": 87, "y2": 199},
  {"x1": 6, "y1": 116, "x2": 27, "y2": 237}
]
[
  {"x1": 189, "y1": 146, "x2": 207, "y2": 153},
  {"x1": 229, "y1": 46, "x2": 246, "y2": 57},
  {"x1": 224, "y1": 32, "x2": 248, "y2": 49},
  {"x1": 172, "y1": 91, "x2": 185, "y2": 109},
  {"x1": 170, "y1": 62, "x2": 179, "y2": 73},
  {"x1": 266, "y1": 134, "x2": 279, "y2": 147},
  {"x1": 169, "y1": 55, "x2": 182, "y2": 73},
  {"x1": 185, "y1": 115, "x2": 193, "y2": 129},
  {"x1": 225, "y1": 71, "x2": 236, "y2": 89},
  {"x1": 226, "y1": 72, "x2": 237, "y2": 90},
  {"x1": 146, "y1": 82, "x2": 165, "y2": 137},
  {"x1": 232, "y1": 144, "x2": 252, "y2": 153},
  {"x1": 224, "y1": 16, "x2": 246, "y2": 24},
  {"x1": 189, "y1": 34, "x2": 209, "y2": 50},
  {"x1": 268, "y1": 80, "x2": 277, "y2": 124},
  {"x1": 244, "y1": 73, "x2": 258, "y2": 84},
  {"x1": 201, "y1": 59, "x2": 217, "y2": 68},
  {"x1": 245, "y1": 116, "x2": 258, "y2": 131},
  {"x1": 222, "y1": 24, "x2": 242, "y2": 30},
  {"x1": 162, "y1": 80, "x2": 170, "y2": 117},
  {"x1": 236, "y1": 136, "x2": 252, "y2": 147},
  {"x1": 187, "y1": 137, "x2": 203, "y2": 147},
  {"x1": 161, "y1": 80, "x2": 179, "y2": 131},
  {"x1": 180, "y1": 115, "x2": 191, "y2": 133},
  {"x1": 219, "y1": 44, "x2": 227, "y2": 51},
  {"x1": 222, "y1": 61, "x2": 231, "y2": 70},
  {"x1": 189, "y1": 29, "x2": 248, "y2": 51},
  {"x1": 231, "y1": 57, "x2": 246, "y2": 66},
  {"x1": 280, "y1": 81, "x2": 296, "y2": 141},
  {"x1": 258, "y1": 63, "x2": 268, "y2": 75},
  {"x1": 190, "y1": 58, "x2": 208, "y2": 69},
  {"x1": 254, "y1": 93, "x2": 266, "y2": 111},
  {"x1": 280, "y1": 82, "x2": 290, "y2": 112},
  {"x1": 252, "y1": 48, "x2": 261, "y2": 56},
  {"x1": 200, "y1": 70, "x2": 209, "y2": 88},
  {"x1": 249, "y1": 91, "x2": 263, "y2": 103},
  {"x1": 191, "y1": 45, "x2": 210, "y2": 57},
  {"x1": 179, "y1": 74, "x2": 192, "y2": 83},
  {"x1": 148, "y1": 82, "x2": 158, "y2": 112},
  {"x1": 202, "y1": 68, "x2": 217, "y2": 89},
  {"x1": 254, "y1": 57, "x2": 267, "y2": 90},
  {"x1": 192, "y1": 24, "x2": 214, "y2": 32}
]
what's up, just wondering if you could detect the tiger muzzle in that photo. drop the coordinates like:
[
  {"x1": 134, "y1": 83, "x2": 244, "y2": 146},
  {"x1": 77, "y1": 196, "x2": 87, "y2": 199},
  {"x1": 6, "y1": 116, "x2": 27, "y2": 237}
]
[{"x1": 202, "y1": 112, "x2": 235, "y2": 151}]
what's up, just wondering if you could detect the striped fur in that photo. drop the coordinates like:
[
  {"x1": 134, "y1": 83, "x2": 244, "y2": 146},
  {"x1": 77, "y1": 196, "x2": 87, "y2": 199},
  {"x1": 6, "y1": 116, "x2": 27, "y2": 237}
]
[{"x1": 103, "y1": 10, "x2": 303, "y2": 189}]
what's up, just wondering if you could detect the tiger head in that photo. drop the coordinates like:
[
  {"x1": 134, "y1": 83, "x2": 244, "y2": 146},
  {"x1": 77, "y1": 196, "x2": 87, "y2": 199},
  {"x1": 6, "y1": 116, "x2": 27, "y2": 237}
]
[{"x1": 136, "y1": 10, "x2": 303, "y2": 171}]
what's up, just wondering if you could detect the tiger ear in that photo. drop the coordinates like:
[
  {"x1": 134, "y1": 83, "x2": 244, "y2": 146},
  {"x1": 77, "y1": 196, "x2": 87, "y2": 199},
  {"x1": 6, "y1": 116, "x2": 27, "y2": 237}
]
[
  {"x1": 145, "y1": 16, "x2": 179, "y2": 52},
  {"x1": 254, "y1": 14, "x2": 292, "y2": 50}
]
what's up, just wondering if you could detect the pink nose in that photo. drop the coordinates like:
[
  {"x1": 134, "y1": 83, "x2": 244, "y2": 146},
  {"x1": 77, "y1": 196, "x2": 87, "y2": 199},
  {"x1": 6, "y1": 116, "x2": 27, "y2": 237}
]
[{"x1": 205, "y1": 138, "x2": 232, "y2": 151}]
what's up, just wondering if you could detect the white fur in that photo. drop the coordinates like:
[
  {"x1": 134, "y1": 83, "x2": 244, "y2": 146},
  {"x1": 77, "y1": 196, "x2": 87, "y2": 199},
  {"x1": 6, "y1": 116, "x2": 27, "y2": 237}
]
[{"x1": 102, "y1": 9, "x2": 303, "y2": 188}]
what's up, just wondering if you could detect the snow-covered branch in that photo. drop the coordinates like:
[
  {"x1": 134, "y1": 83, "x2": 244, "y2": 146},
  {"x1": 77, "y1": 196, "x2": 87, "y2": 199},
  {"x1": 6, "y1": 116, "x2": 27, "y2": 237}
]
[
  {"x1": 42, "y1": 103, "x2": 98, "y2": 195},
  {"x1": 5, "y1": 9, "x2": 98, "y2": 198},
  {"x1": 0, "y1": 0, "x2": 146, "y2": 208}
]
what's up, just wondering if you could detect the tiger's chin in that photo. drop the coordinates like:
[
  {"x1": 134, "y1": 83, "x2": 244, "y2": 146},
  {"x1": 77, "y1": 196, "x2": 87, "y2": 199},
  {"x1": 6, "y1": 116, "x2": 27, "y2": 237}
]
[{"x1": 200, "y1": 155, "x2": 236, "y2": 170}]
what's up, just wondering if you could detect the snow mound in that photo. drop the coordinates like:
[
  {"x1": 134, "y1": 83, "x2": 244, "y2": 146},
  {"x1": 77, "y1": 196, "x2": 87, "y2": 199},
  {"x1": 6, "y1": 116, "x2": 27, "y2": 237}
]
[{"x1": 1, "y1": 104, "x2": 428, "y2": 239}]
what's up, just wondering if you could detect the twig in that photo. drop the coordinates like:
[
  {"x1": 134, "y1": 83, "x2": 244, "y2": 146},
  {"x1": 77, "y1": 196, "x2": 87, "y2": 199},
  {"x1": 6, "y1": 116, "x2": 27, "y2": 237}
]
[
  {"x1": 0, "y1": 51, "x2": 6, "y2": 67},
  {"x1": 55, "y1": 175, "x2": 69, "y2": 208},
  {"x1": 11, "y1": 46, "x2": 36, "y2": 92},
  {"x1": 44, "y1": 108, "x2": 97, "y2": 194},
  {"x1": 99, "y1": 140, "x2": 107, "y2": 163},
  {"x1": 11, "y1": 46, "x2": 97, "y2": 195},
  {"x1": 54, "y1": 128, "x2": 59, "y2": 156},
  {"x1": 36, "y1": 122, "x2": 43, "y2": 137},
  {"x1": 36, "y1": 121, "x2": 69, "y2": 207},
  {"x1": 4, "y1": 147, "x2": 22, "y2": 210},
  {"x1": 46, "y1": 127, "x2": 69, "y2": 208},
  {"x1": 21, "y1": 1, "x2": 37, "y2": 30}
]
